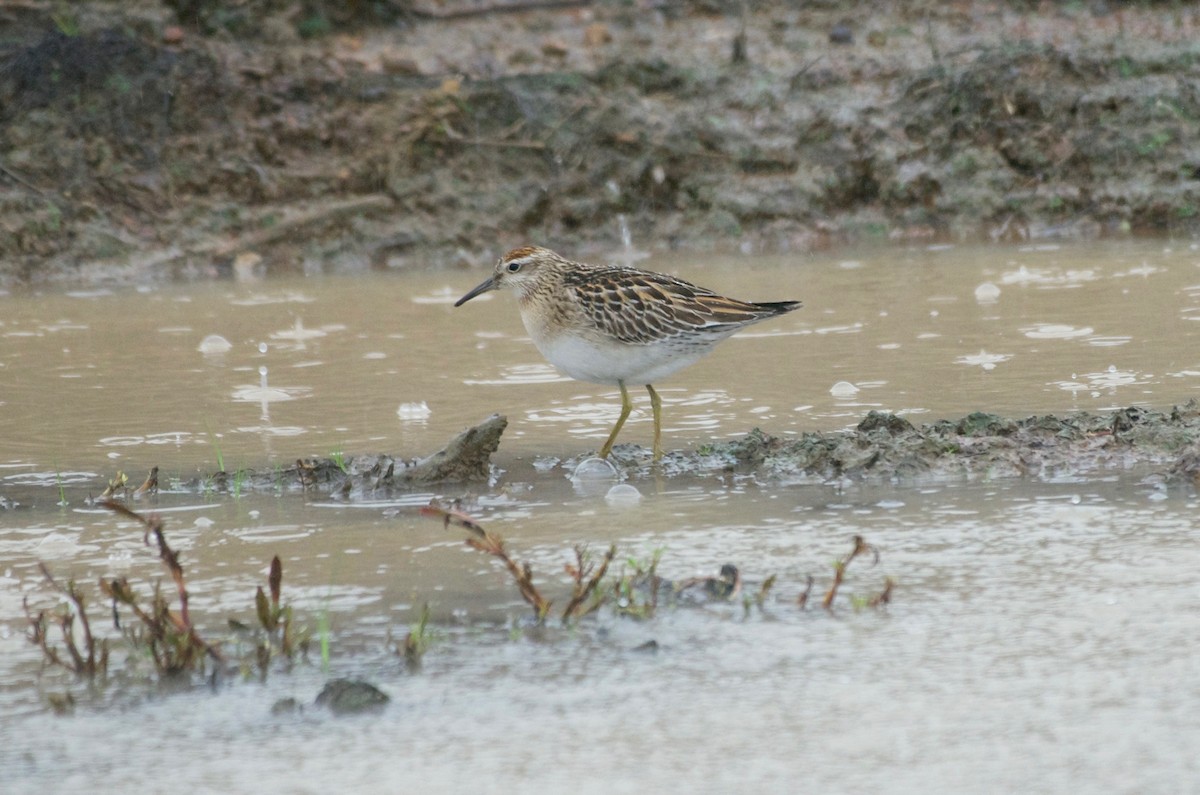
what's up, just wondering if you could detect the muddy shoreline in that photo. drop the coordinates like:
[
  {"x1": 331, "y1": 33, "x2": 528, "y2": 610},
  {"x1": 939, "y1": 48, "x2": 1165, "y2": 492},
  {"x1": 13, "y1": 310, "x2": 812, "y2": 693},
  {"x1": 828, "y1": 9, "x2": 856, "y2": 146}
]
[
  {"x1": 2, "y1": 1, "x2": 1199, "y2": 286},
  {"x1": 49, "y1": 403, "x2": 1198, "y2": 504}
]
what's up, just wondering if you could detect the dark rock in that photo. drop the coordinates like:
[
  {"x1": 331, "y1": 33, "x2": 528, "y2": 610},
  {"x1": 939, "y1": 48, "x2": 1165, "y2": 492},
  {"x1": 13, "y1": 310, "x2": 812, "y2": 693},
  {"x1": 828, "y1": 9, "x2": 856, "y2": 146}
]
[
  {"x1": 315, "y1": 678, "x2": 389, "y2": 715},
  {"x1": 271, "y1": 697, "x2": 300, "y2": 715},
  {"x1": 829, "y1": 23, "x2": 853, "y2": 45}
]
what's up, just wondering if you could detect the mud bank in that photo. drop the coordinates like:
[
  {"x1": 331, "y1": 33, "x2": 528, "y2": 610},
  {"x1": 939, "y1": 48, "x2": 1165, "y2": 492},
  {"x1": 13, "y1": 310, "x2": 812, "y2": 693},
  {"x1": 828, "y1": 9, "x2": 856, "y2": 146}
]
[
  {"x1": 2, "y1": 1, "x2": 1199, "y2": 285},
  {"x1": 698, "y1": 402, "x2": 1200, "y2": 485},
  {"x1": 43, "y1": 403, "x2": 1199, "y2": 504}
]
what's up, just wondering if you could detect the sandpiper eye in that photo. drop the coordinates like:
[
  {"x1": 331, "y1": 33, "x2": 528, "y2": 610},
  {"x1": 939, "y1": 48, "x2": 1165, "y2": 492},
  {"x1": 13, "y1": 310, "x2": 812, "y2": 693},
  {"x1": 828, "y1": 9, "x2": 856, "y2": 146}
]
[{"x1": 506, "y1": 261, "x2": 522, "y2": 273}]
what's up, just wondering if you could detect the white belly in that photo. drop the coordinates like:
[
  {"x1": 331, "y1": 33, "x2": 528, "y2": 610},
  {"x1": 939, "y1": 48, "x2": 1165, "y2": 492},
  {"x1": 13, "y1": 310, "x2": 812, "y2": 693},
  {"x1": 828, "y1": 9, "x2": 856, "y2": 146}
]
[{"x1": 531, "y1": 331, "x2": 710, "y2": 386}]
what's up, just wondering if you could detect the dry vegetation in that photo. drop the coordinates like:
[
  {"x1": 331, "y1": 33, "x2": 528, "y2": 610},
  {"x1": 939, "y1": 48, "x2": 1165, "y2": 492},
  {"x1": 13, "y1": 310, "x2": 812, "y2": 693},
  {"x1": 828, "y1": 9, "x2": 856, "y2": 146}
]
[{"x1": 25, "y1": 498, "x2": 894, "y2": 710}]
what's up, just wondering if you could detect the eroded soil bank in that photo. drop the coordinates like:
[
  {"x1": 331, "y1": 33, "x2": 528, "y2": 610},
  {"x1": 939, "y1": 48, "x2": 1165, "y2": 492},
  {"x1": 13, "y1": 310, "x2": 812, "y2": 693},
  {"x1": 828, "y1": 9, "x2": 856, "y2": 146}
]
[{"x1": 2, "y1": 1, "x2": 1199, "y2": 285}]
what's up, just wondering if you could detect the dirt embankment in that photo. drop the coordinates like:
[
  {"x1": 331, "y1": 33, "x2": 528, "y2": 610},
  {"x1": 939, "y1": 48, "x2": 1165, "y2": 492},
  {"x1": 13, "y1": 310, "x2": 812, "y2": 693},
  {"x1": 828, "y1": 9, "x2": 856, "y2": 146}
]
[{"x1": 1, "y1": 1, "x2": 1198, "y2": 285}]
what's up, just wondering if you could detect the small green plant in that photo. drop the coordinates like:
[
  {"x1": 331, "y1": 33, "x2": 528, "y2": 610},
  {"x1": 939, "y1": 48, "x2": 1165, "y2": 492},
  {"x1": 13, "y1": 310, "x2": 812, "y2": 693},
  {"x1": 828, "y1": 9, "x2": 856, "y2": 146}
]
[
  {"x1": 231, "y1": 467, "x2": 247, "y2": 498},
  {"x1": 317, "y1": 608, "x2": 331, "y2": 671},
  {"x1": 1137, "y1": 131, "x2": 1172, "y2": 156},
  {"x1": 104, "y1": 73, "x2": 132, "y2": 96},
  {"x1": 296, "y1": 13, "x2": 331, "y2": 39},
  {"x1": 51, "y1": 8, "x2": 80, "y2": 36},
  {"x1": 330, "y1": 449, "x2": 349, "y2": 475},
  {"x1": 861, "y1": 221, "x2": 890, "y2": 239},
  {"x1": 612, "y1": 548, "x2": 665, "y2": 619},
  {"x1": 950, "y1": 152, "x2": 978, "y2": 177},
  {"x1": 206, "y1": 424, "x2": 225, "y2": 472},
  {"x1": 401, "y1": 603, "x2": 432, "y2": 671},
  {"x1": 54, "y1": 464, "x2": 67, "y2": 507},
  {"x1": 41, "y1": 202, "x2": 63, "y2": 234}
]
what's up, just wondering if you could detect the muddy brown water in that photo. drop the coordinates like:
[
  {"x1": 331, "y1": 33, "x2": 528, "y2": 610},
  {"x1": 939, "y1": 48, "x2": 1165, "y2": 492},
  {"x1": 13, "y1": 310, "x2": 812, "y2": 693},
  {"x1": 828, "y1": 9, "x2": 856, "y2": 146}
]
[{"x1": 2, "y1": 240, "x2": 1199, "y2": 791}]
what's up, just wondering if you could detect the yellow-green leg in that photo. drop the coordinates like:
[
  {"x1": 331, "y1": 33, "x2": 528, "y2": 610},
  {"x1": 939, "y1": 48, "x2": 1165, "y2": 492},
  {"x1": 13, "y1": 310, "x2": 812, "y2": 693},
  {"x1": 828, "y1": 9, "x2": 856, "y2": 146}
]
[
  {"x1": 598, "y1": 380, "x2": 633, "y2": 458},
  {"x1": 646, "y1": 384, "x2": 663, "y2": 460}
]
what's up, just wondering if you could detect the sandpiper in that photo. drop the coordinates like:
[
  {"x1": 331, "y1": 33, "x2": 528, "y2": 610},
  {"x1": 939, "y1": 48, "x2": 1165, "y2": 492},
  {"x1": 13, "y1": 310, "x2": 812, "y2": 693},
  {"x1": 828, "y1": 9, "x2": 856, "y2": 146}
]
[{"x1": 454, "y1": 246, "x2": 801, "y2": 460}]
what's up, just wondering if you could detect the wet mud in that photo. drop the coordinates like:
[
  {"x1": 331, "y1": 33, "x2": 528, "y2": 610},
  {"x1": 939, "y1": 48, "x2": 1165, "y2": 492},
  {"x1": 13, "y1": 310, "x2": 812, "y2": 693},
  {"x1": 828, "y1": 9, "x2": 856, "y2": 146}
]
[
  {"x1": 76, "y1": 402, "x2": 1200, "y2": 500},
  {"x1": 2, "y1": 1, "x2": 1199, "y2": 285},
  {"x1": 701, "y1": 402, "x2": 1200, "y2": 485}
]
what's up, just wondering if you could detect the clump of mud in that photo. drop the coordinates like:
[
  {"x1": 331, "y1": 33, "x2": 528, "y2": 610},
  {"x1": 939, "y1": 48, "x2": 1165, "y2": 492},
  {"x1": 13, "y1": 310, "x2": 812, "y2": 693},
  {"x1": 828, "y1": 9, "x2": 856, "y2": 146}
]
[{"x1": 705, "y1": 401, "x2": 1200, "y2": 484}]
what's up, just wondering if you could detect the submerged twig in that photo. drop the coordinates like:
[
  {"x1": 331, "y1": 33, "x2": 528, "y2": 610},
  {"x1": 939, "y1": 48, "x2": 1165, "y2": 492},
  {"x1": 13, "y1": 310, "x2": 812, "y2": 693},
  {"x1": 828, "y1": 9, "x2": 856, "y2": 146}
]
[
  {"x1": 253, "y1": 555, "x2": 304, "y2": 673},
  {"x1": 101, "y1": 501, "x2": 226, "y2": 671},
  {"x1": 24, "y1": 564, "x2": 109, "y2": 680},
  {"x1": 98, "y1": 471, "x2": 128, "y2": 500},
  {"x1": 562, "y1": 544, "x2": 616, "y2": 623},
  {"x1": 868, "y1": 577, "x2": 895, "y2": 608},
  {"x1": 295, "y1": 459, "x2": 318, "y2": 488},
  {"x1": 797, "y1": 574, "x2": 815, "y2": 609},
  {"x1": 755, "y1": 574, "x2": 777, "y2": 606},
  {"x1": 133, "y1": 466, "x2": 159, "y2": 497},
  {"x1": 822, "y1": 535, "x2": 880, "y2": 610},
  {"x1": 421, "y1": 503, "x2": 552, "y2": 623}
]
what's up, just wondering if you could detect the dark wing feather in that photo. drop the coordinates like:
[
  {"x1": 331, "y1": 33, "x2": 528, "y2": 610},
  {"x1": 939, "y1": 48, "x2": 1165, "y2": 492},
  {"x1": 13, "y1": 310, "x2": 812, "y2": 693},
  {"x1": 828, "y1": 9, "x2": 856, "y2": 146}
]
[{"x1": 566, "y1": 266, "x2": 800, "y2": 344}]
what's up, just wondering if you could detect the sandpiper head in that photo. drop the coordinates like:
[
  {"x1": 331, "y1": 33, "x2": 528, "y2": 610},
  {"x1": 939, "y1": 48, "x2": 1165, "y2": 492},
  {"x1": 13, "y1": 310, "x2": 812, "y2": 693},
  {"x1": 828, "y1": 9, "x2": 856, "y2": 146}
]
[{"x1": 454, "y1": 246, "x2": 559, "y2": 307}]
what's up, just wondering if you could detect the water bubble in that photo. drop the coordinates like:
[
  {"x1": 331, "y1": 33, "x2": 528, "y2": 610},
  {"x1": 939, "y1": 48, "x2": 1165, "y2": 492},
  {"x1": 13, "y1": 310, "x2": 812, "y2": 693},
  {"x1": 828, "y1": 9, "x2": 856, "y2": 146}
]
[
  {"x1": 974, "y1": 282, "x2": 1001, "y2": 303},
  {"x1": 572, "y1": 457, "x2": 619, "y2": 480},
  {"x1": 397, "y1": 402, "x2": 432, "y2": 421},
  {"x1": 258, "y1": 342, "x2": 269, "y2": 354},
  {"x1": 198, "y1": 334, "x2": 232, "y2": 354},
  {"x1": 830, "y1": 381, "x2": 860, "y2": 398},
  {"x1": 604, "y1": 484, "x2": 643, "y2": 506}
]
